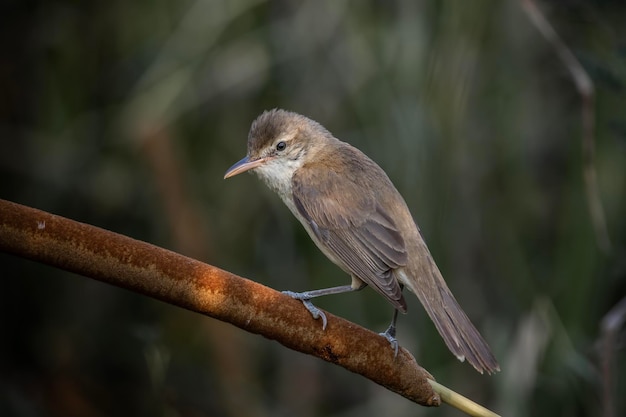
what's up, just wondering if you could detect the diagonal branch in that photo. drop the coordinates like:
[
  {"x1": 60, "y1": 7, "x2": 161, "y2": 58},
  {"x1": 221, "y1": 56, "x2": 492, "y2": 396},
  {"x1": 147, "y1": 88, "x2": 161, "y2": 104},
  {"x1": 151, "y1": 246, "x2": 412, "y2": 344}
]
[
  {"x1": 0, "y1": 198, "x2": 438, "y2": 406},
  {"x1": 0, "y1": 198, "x2": 502, "y2": 416}
]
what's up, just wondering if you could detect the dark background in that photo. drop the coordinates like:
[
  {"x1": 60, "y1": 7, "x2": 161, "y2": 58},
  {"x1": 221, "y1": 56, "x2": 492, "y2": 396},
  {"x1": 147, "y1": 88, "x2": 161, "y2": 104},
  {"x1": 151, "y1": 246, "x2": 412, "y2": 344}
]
[{"x1": 1, "y1": 1, "x2": 625, "y2": 416}]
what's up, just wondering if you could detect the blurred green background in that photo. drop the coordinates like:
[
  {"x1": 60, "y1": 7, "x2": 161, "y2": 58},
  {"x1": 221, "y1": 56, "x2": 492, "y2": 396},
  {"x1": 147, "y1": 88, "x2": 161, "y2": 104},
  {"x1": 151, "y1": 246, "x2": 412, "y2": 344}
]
[{"x1": 1, "y1": 0, "x2": 625, "y2": 416}]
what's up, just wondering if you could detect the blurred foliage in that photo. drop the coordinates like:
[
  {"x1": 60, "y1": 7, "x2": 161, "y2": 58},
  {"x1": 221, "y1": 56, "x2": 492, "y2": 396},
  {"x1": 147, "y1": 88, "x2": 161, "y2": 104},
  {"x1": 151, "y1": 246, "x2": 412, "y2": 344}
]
[{"x1": 1, "y1": 0, "x2": 625, "y2": 416}]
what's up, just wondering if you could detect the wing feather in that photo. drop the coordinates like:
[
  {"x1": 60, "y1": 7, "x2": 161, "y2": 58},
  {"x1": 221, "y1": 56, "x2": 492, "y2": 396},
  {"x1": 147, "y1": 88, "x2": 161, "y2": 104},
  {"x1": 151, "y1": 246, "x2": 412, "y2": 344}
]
[{"x1": 291, "y1": 152, "x2": 408, "y2": 311}]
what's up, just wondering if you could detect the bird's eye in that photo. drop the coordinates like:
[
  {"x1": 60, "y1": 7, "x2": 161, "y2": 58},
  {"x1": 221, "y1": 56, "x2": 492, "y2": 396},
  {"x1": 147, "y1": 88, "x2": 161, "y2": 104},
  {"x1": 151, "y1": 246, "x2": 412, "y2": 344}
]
[{"x1": 276, "y1": 141, "x2": 286, "y2": 151}]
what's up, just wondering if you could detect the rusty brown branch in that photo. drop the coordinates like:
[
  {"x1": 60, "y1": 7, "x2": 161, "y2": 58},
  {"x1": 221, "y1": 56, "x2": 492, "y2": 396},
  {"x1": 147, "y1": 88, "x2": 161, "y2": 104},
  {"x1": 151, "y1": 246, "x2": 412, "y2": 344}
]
[{"x1": 0, "y1": 198, "x2": 440, "y2": 407}]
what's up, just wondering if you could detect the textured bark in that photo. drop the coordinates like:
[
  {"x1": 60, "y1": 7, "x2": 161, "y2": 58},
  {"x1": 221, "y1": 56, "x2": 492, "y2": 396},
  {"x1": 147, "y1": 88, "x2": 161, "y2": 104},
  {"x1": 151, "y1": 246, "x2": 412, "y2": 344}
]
[{"x1": 0, "y1": 198, "x2": 440, "y2": 407}]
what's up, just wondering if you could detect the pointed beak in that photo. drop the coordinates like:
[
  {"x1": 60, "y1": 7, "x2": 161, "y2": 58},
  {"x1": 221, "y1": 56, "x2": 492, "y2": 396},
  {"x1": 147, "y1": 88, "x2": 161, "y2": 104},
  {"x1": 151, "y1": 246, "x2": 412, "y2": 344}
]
[{"x1": 224, "y1": 156, "x2": 268, "y2": 179}]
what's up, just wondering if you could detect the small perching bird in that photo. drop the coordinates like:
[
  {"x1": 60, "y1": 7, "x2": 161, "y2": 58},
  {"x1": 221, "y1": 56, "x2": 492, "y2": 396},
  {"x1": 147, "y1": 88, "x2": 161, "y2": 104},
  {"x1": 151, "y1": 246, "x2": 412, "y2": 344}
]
[{"x1": 225, "y1": 109, "x2": 499, "y2": 374}]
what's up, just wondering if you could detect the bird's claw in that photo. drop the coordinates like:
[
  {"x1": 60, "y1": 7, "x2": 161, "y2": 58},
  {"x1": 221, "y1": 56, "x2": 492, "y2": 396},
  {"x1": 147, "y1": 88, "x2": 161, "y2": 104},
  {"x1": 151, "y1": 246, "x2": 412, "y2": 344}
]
[
  {"x1": 282, "y1": 291, "x2": 328, "y2": 330},
  {"x1": 282, "y1": 290, "x2": 311, "y2": 300},
  {"x1": 302, "y1": 300, "x2": 328, "y2": 330},
  {"x1": 379, "y1": 325, "x2": 399, "y2": 357}
]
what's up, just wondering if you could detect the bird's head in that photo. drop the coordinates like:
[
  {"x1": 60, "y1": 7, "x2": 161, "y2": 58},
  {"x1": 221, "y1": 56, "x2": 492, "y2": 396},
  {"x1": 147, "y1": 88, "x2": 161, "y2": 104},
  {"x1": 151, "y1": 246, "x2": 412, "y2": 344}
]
[{"x1": 224, "y1": 109, "x2": 332, "y2": 193}]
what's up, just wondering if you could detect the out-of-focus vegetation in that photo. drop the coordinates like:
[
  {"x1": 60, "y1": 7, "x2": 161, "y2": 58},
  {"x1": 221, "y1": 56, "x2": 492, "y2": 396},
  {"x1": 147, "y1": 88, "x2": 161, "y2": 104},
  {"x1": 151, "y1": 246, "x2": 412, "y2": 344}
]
[{"x1": 1, "y1": 1, "x2": 625, "y2": 416}]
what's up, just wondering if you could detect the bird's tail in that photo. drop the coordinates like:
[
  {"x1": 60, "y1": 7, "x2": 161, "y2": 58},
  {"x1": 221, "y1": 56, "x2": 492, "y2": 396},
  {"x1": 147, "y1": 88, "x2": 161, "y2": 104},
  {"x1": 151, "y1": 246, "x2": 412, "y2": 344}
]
[{"x1": 399, "y1": 239, "x2": 500, "y2": 374}]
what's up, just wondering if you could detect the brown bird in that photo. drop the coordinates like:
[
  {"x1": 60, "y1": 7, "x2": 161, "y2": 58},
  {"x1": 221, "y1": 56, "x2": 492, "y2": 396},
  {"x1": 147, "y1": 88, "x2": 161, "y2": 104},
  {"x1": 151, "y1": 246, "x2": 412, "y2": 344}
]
[{"x1": 224, "y1": 109, "x2": 499, "y2": 374}]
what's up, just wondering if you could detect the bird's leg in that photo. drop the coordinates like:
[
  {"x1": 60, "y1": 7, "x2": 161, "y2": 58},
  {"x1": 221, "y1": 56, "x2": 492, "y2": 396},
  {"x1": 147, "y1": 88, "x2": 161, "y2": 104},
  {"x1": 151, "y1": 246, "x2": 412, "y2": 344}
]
[
  {"x1": 282, "y1": 284, "x2": 362, "y2": 330},
  {"x1": 380, "y1": 308, "x2": 400, "y2": 356},
  {"x1": 380, "y1": 283, "x2": 403, "y2": 356}
]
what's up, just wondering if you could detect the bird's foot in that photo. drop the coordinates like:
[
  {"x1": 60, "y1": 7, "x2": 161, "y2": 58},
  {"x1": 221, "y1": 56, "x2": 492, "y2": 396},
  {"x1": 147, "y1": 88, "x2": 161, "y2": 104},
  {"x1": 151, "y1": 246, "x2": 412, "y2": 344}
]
[
  {"x1": 379, "y1": 324, "x2": 399, "y2": 357},
  {"x1": 282, "y1": 291, "x2": 328, "y2": 330}
]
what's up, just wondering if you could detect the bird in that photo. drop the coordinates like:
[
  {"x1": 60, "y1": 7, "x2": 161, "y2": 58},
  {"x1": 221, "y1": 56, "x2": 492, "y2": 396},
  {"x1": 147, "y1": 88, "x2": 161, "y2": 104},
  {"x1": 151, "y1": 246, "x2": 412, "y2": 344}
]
[{"x1": 224, "y1": 109, "x2": 499, "y2": 374}]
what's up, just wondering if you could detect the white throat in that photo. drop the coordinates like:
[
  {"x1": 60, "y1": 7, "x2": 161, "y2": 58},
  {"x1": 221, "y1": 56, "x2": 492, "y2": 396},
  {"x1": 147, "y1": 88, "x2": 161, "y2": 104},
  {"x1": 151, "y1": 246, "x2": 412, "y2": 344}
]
[{"x1": 253, "y1": 157, "x2": 304, "y2": 206}]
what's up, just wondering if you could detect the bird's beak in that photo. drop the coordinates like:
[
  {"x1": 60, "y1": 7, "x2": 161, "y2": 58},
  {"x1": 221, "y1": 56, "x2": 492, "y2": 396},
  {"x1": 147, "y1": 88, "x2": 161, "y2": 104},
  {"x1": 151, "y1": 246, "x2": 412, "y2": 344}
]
[{"x1": 224, "y1": 156, "x2": 268, "y2": 179}]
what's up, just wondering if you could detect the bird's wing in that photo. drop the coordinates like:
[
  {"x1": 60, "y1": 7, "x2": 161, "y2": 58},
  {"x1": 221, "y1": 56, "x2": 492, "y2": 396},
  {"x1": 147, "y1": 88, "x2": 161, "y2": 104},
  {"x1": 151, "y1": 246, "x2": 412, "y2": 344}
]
[{"x1": 291, "y1": 159, "x2": 408, "y2": 311}]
